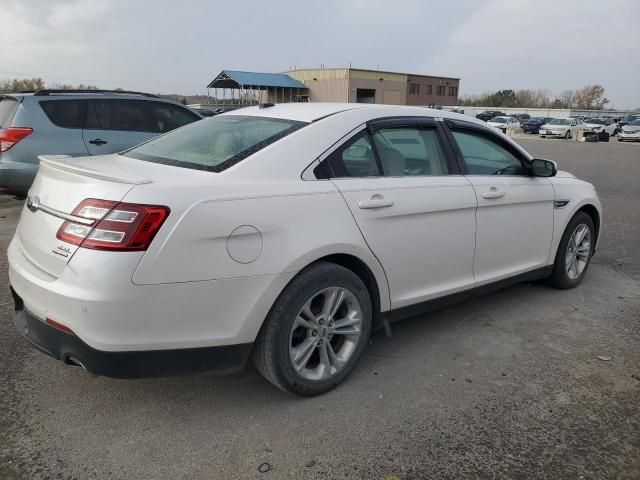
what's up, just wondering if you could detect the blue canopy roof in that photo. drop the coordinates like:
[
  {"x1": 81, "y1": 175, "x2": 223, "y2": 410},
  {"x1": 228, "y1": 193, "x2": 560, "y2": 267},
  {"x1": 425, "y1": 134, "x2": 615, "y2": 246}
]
[{"x1": 207, "y1": 70, "x2": 307, "y2": 90}]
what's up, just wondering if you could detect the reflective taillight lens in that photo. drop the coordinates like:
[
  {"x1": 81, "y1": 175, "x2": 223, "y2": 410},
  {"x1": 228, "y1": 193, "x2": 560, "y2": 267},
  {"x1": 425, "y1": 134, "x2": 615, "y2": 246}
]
[
  {"x1": 0, "y1": 127, "x2": 33, "y2": 152},
  {"x1": 56, "y1": 198, "x2": 170, "y2": 251}
]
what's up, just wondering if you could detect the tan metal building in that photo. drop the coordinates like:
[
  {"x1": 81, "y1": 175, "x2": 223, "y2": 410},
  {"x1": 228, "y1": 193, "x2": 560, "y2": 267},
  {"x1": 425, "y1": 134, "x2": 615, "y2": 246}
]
[{"x1": 287, "y1": 68, "x2": 459, "y2": 107}]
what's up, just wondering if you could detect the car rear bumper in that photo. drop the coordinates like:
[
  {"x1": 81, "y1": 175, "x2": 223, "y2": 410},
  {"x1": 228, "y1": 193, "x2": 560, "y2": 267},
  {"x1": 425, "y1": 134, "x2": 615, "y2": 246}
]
[
  {"x1": 11, "y1": 288, "x2": 253, "y2": 378},
  {"x1": 0, "y1": 160, "x2": 38, "y2": 196}
]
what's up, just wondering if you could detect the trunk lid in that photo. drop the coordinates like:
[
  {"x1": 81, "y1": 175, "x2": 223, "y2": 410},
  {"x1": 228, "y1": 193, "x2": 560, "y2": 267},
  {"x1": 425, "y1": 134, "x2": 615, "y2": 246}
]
[{"x1": 15, "y1": 155, "x2": 149, "y2": 278}]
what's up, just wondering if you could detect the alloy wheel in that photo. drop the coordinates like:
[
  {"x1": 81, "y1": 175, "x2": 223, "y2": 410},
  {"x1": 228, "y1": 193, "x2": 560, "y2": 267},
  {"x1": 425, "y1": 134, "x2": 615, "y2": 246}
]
[
  {"x1": 289, "y1": 286, "x2": 362, "y2": 381},
  {"x1": 565, "y1": 223, "x2": 591, "y2": 280}
]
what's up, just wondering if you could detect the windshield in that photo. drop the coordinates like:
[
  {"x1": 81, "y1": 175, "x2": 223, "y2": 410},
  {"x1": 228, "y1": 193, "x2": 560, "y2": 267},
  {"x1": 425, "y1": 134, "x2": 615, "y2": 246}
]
[
  {"x1": 629, "y1": 120, "x2": 640, "y2": 126},
  {"x1": 491, "y1": 117, "x2": 508, "y2": 123},
  {"x1": 549, "y1": 119, "x2": 571, "y2": 126},
  {"x1": 585, "y1": 118, "x2": 605, "y2": 125},
  {"x1": 125, "y1": 115, "x2": 307, "y2": 172},
  {"x1": 623, "y1": 115, "x2": 640, "y2": 123}
]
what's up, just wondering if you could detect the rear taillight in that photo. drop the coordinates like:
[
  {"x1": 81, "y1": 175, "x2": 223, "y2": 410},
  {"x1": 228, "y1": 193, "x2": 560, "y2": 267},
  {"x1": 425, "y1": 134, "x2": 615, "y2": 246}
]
[
  {"x1": 56, "y1": 198, "x2": 170, "y2": 251},
  {"x1": 0, "y1": 127, "x2": 33, "y2": 152}
]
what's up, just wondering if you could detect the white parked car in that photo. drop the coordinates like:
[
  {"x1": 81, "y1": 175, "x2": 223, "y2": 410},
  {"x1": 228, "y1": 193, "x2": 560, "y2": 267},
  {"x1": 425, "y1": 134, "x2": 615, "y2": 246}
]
[
  {"x1": 487, "y1": 115, "x2": 520, "y2": 132},
  {"x1": 581, "y1": 118, "x2": 617, "y2": 136},
  {"x1": 540, "y1": 118, "x2": 581, "y2": 139},
  {"x1": 617, "y1": 119, "x2": 640, "y2": 142},
  {"x1": 9, "y1": 104, "x2": 602, "y2": 395}
]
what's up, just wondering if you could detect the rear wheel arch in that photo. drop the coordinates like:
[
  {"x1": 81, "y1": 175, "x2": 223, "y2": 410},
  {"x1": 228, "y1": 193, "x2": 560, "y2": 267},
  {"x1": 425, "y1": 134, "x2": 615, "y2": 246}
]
[{"x1": 313, "y1": 253, "x2": 382, "y2": 324}]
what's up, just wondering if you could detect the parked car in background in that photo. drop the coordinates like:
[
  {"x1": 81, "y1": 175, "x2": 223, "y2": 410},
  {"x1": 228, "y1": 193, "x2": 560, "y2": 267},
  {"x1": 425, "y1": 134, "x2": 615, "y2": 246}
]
[
  {"x1": 476, "y1": 110, "x2": 506, "y2": 121},
  {"x1": 618, "y1": 119, "x2": 640, "y2": 142},
  {"x1": 540, "y1": 118, "x2": 581, "y2": 139},
  {"x1": 8, "y1": 103, "x2": 601, "y2": 395},
  {"x1": 512, "y1": 113, "x2": 531, "y2": 123},
  {"x1": 0, "y1": 90, "x2": 203, "y2": 196},
  {"x1": 617, "y1": 114, "x2": 640, "y2": 132},
  {"x1": 487, "y1": 116, "x2": 520, "y2": 132},
  {"x1": 522, "y1": 117, "x2": 553, "y2": 134},
  {"x1": 570, "y1": 115, "x2": 586, "y2": 122},
  {"x1": 581, "y1": 117, "x2": 617, "y2": 136},
  {"x1": 450, "y1": 107, "x2": 465, "y2": 114}
]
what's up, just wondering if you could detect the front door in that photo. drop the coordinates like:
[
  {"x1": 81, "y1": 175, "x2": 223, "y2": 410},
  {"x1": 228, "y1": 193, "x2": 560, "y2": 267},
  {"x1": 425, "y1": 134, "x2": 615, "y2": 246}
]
[
  {"x1": 326, "y1": 120, "x2": 477, "y2": 309},
  {"x1": 446, "y1": 123, "x2": 555, "y2": 285}
]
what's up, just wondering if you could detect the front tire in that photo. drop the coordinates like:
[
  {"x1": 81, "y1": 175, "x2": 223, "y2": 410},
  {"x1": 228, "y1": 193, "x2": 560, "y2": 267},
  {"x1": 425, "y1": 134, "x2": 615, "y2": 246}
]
[
  {"x1": 549, "y1": 212, "x2": 595, "y2": 289},
  {"x1": 252, "y1": 262, "x2": 372, "y2": 395},
  {"x1": 565, "y1": 130, "x2": 571, "y2": 139}
]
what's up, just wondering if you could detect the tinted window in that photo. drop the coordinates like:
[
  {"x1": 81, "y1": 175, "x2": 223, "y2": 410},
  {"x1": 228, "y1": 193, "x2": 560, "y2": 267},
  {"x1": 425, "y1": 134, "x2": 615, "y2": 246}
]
[
  {"x1": 0, "y1": 98, "x2": 20, "y2": 128},
  {"x1": 125, "y1": 115, "x2": 306, "y2": 172},
  {"x1": 327, "y1": 131, "x2": 379, "y2": 178},
  {"x1": 373, "y1": 127, "x2": 449, "y2": 176},
  {"x1": 148, "y1": 102, "x2": 200, "y2": 133},
  {"x1": 87, "y1": 100, "x2": 151, "y2": 132},
  {"x1": 452, "y1": 130, "x2": 527, "y2": 176},
  {"x1": 40, "y1": 100, "x2": 86, "y2": 129}
]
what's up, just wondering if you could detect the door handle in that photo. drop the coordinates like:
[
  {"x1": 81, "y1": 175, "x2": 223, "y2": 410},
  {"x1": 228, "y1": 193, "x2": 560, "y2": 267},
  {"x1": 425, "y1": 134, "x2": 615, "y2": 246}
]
[
  {"x1": 358, "y1": 195, "x2": 394, "y2": 209},
  {"x1": 482, "y1": 188, "x2": 505, "y2": 200},
  {"x1": 89, "y1": 138, "x2": 107, "y2": 145}
]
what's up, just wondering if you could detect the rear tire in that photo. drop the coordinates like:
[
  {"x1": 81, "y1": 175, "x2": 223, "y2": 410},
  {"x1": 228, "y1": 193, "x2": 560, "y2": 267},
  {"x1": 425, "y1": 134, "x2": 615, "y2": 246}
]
[
  {"x1": 548, "y1": 212, "x2": 595, "y2": 289},
  {"x1": 252, "y1": 262, "x2": 372, "y2": 396}
]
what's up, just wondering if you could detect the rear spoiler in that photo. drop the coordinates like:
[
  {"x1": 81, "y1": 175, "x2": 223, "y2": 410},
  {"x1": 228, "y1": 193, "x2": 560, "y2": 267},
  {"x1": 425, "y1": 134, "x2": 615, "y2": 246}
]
[{"x1": 38, "y1": 155, "x2": 152, "y2": 185}]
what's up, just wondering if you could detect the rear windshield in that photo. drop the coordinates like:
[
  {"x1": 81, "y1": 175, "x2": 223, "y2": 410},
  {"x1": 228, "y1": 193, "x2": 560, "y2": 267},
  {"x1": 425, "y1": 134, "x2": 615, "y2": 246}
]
[
  {"x1": 0, "y1": 97, "x2": 20, "y2": 128},
  {"x1": 124, "y1": 115, "x2": 307, "y2": 172}
]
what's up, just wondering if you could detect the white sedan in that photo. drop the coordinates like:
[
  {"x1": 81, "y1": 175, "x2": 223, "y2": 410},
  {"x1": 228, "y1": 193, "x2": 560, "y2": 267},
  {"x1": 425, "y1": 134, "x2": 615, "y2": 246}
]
[
  {"x1": 540, "y1": 118, "x2": 581, "y2": 138},
  {"x1": 582, "y1": 118, "x2": 617, "y2": 136},
  {"x1": 9, "y1": 103, "x2": 602, "y2": 395},
  {"x1": 487, "y1": 115, "x2": 520, "y2": 132}
]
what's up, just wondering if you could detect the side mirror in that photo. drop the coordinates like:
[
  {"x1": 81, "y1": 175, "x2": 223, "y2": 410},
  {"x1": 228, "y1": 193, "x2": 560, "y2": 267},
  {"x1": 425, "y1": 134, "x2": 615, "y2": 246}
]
[{"x1": 531, "y1": 158, "x2": 557, "y2": 177}]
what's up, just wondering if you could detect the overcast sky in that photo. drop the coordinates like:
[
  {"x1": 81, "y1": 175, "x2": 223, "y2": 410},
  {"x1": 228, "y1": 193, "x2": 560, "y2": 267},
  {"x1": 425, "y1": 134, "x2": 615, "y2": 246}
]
[{"x1": 2, "y1": 0, "x2": 639, "y2": 108}]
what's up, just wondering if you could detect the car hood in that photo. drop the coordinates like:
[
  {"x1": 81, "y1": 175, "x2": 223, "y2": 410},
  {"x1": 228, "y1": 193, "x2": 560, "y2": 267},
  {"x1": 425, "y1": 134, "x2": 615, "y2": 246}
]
[{"x1": 555, "y1": 170, "x2": 576, "y2": 179}]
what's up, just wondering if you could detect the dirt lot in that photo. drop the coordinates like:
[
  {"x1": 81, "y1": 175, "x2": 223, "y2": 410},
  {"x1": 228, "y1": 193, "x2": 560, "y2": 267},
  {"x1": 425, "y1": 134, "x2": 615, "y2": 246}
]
[{"x1": 1, "y1": 137, "x2": 638, "y2": 480}]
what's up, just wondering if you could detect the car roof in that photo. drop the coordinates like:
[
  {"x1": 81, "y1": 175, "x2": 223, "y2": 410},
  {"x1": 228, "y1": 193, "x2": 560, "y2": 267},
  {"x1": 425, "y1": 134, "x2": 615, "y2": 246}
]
[{"x1": 222, "y1": 102, "x2": 475, "y2": 123}]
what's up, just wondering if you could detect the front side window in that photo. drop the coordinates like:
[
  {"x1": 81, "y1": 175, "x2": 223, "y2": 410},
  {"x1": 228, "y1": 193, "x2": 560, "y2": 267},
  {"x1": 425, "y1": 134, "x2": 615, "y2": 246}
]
[
  {"x1": 147, "y1": 102, "x2": 200, "y2": 133},
  {"x1": 87, "y1": 100, "x2": 151, "y2": 132},
  {"x1": 452, "y1": 130, "x2": 527, "y2": 176},
  {"x1": 125, "y1": 115, "x2": 306, "y2": 173},
  {"x1": 40, "y1": 100, "x2": 86, "y2": 129},
  {"x1": 373, "y1": 127, "x2": 449, "y2": 176}
]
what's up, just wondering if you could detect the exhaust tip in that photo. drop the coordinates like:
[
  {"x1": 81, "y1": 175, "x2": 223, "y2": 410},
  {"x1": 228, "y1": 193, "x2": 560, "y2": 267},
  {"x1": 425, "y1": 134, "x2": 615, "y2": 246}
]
[{"x1": 65, "y1": 355, "x2": 86, "y2": 370}]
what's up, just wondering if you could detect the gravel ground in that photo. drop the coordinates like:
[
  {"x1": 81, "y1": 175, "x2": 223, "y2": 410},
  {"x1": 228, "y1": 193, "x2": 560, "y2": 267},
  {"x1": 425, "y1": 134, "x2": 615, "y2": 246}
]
[{"x1": 0, "y1": 137, "x2": 638, "y2": 480}]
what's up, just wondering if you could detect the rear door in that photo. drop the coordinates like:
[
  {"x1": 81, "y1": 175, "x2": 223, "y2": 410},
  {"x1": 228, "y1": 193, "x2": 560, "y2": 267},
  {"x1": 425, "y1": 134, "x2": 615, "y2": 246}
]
[
  {"x1": 327, "y1": 118, "x2": 478, "y2": 309},
  {"x1": 444, "y1": 120, "x2": 554, "y2": 285},
  {"x1": 83, "y1": 99, "x2": 156, "y2": 154}
]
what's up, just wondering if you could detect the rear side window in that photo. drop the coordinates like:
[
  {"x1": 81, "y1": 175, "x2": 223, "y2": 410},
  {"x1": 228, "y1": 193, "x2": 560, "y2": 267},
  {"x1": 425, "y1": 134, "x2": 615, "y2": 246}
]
[
  {"x1": 0, "y1": 98, "x2": 20, "y2": 128},
  {"x1": 125, "y1": 115, "x2": 307, "y2": 172},
  {"x1": 86, "y1": 100, "x2": 151, "y2": 132},
  {"x1": 326, "y1": 132, "x2": 379, "y2": 178},
  {"x1": 147, "y1": 102, "x2": 200, "y2": 133},
  {"x1": 40, "y1": 100, "x2": 86, "y2": 129},
  {"x1": 373, "y1": 127, "x2": 449, "y2": 176}
]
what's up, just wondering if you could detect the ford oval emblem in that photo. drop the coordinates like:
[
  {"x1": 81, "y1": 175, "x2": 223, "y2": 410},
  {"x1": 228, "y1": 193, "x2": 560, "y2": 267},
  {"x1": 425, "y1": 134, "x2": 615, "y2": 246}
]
[{"x1": 26, "y1": 195, "x2": 40, "y2": 213}]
